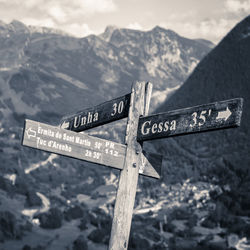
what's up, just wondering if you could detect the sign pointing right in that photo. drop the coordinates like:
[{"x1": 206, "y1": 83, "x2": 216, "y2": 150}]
[
  {"x1": 137, "y1": 98, "x2": 243, "y2": 142},
  {"x1": 216, "y1": 107, "x2": 232, "y2": 121}
]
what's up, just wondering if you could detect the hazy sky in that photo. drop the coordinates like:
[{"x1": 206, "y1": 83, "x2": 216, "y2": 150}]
[{"x1": 0, "y1": 0, "x2": 249, "y2": 43}]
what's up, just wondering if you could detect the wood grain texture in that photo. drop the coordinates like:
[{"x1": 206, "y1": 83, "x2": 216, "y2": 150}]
[
  {"x1": 137, "y1": 98, "x2": 243, "y2": 141},
  {"x1": 109, "y1": 82, "x2": 151, "y2": 250},
  {"x1": 60, "y1": 94, "x2": 131, "y2": 132},
  {"x1": 137, "y1": 82, "x2": 162, "y2": 179},
  {"x1": 23, "y1": 119, "x2": 126, "y2": 169},
  {"x1": 22, "y1": 119, "x2": 161, "y2": 178},
  {"x1": 140, "y1": 150, "x2": 162, "y2": 179}
]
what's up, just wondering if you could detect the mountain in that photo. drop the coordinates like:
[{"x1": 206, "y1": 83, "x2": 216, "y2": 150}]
[
  {"x1": 135, "y1": 15, "x2": 250, "y2": 249},
  {"x1": 149, "y1": 15, "x2": 250, "y2": 220},
  {"x1": 100, "y1": 25, "x2": 214, "y2": 109},
  {"x1": 0, "y1": 20, "x2": 212, "y2": 127},
  {"x1": 0, "y1": 20, "x2": 215, "y2": 249}
]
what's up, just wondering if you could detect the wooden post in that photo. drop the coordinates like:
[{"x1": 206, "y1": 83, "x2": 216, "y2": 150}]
[{"x1": 108, "y1": 81, "x2": 152, "y2": 250}]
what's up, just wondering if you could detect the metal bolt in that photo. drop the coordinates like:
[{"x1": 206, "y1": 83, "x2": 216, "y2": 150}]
[{"x1": 133, "y1": 163, "x2": 137, "y2": 168}]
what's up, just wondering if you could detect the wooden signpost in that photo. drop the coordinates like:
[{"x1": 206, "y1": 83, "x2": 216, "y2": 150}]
[
  {"x1": 109, "y1": 82, "x2": 152, "y2": 250},
  {"x1": 21, "y1": 81, "x2": 243, "y2": 250},
  {"x1": 23, "y1": 119, "x2": 126, "y2": 169},
  {"x1": 137, "y1": 98, "x2": 243, "y2": 141},
  {"x1": 60, "y1": 94, "x2": 131, "y2": 132},
  {"x1": 22, "y1": 119, "x2": 161, "y2": 178}
]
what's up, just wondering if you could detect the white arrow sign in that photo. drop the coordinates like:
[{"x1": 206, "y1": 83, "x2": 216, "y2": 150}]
[
  {"x1": 26, "y1": 127, "x2": 36, "y2": 139},
  {"x1": 22, "y1": 119, "x2": 162, "y2": 179},
  {"x1": 216, "y1": 107, "x2": 232, "y2": 121},
  {"x1": 61, "y1": 121, "x2": 70, "y2": 129}
]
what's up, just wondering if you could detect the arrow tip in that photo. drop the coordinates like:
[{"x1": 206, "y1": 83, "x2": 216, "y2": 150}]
[
  {"x1": 216, "y1": 106, "x2": 232, "y2": 121},
  {"x1": 225, "y1": 107, "x2": 232, "y2": 121},
  {"x1": 61, "y1": 121, "x2": 69, "y2": 129}
]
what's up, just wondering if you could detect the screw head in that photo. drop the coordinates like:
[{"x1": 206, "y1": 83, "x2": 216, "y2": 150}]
[{"x1": 133, "y1": 163, "x2": 137, "y2": 168}]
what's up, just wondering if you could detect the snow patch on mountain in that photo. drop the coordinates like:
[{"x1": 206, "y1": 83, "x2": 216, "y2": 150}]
[
  {"x1": 53, "y1": 71, "x2": 88, "y2": 89},
  {"x1": 101, "y1": 68, "x2": 119, "y2": 84}
]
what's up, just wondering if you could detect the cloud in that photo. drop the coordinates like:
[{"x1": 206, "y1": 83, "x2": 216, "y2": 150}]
[
  {"x1": 0, "y1": 0, "x2": 117, "y2": 15},
  {"x1": 157, "y1": 1, "x2": 249, "y2": 43},
  {"x1": 63, "y1": 23, "x2": 95, "y2": 37},
  {"x1": 0, "y1": 0, "x2": 117, "y2": 25},
  {"x1": 225, "y1": 0, "x2": 250, "y2": 13},
  {"x1": 127, "y1": 22, "x2": 143, "y2": 30},
  {"x1": 77, "y1": 0, "x2": 117, "y2": 14},
  {"x1": 21, "y1": 17, "x2": 98, "y2": 37},
  {"x1": 0, "y1": 0, "x2": 117, "y2": 37},
  {"x1": 23, "y1": 0, "x2": 39, "y2": 9},
  {"x1": 192, "y1": 19, "x2": 234, "y2": 40},
  {"x1": 48, "y1": 5, "x2": 68, "y2": 23},
  {"x1": 21, "y1": 18, "x2": 56, "y2": 29},
  {"x1": 160, "y1": 17, "x2": 238, "y2": 43}
]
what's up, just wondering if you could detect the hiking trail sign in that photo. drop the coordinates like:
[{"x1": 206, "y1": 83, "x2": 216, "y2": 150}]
[
  {"x1": 23, "y1": 119, "x2": 126, "y2": 169},
  {"x1": 60, "y1": 93, "x2": 131, "y2": 132},
  {"x1": 137, "y1": 98, "x2": 243, "y2": 141},
  {"x1": 21, "y1": 82, "x2": 243, "y2": 250},
  {"x1": 22, "y1": 119, "x2": 161, "y2": 178}
]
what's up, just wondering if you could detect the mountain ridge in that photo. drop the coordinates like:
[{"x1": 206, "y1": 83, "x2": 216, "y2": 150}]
[
  {"x1": 0, "y1": 19, "x2": 69, "y2": 36},
  {"x1": 151, "y1": 15, "x2": 250, "y2": 188},
  {"x1": 0, "y1": 17, "x2": 249, "y2": 250},
  {"x1": 0, "y1": 19, "x2": 213, "y2": 124}
]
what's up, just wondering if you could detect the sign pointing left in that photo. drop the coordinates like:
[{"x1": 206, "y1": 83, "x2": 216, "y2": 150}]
[
  {"x1": 60, "y1": 93, "x2": 131, "y2": 132},
  {"x1": 23, "y1": 119, "x2": 126, "y2": 169},
  {"x1": 22, "y1": 119, "x2": 162, "y2": 179},
  {"x1": 61, "y1": 121, "x2": 70, "y2": 129},
  {"x1": 26, "y1": 127, "x2": 36, "y2": 138}
]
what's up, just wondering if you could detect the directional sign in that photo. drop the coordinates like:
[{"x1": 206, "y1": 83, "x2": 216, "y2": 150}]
[
  {"x1": 22, "y1": 119, "x2": 162, "y2": 178},
  {"x1": 60, "y1": 94, "x2": 131, "y2": 132},
  {"x1": 137, "y1": 98, "x2": 243, "y2": 141},
  {"x1": 23, "y1": 119, "x2": 126, "y2": 169},
  {"x1": 20, "y1": 80, "x2": 244, "y2": 250}
]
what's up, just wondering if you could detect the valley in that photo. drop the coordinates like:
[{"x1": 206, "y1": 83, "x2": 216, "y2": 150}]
[{"x1": 0, "y1": 15, "x2": 249, "y2": 250}]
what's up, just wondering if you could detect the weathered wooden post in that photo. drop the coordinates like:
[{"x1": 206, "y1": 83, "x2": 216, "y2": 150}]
[
  {"x1": 108, "y1": 81, "x2": 152, "y2": 250},
  {"x1": 22, "y1": 78, "x2": 243, "y2": 250}
]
